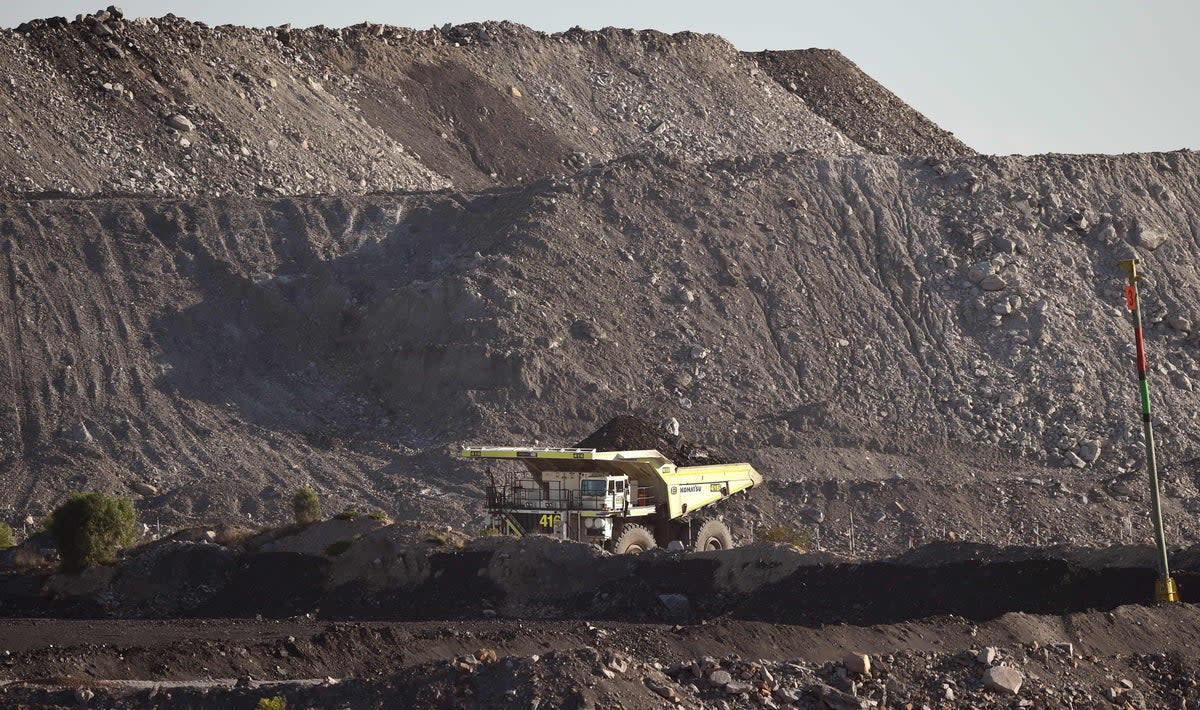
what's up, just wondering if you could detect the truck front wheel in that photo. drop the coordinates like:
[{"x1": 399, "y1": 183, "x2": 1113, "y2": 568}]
[
  {"x1": 693, "y1": 519, "x2": 733, "y2": 551},
  {"x1": 612, "y1": 524, "x2": 656, "y2": 554}
]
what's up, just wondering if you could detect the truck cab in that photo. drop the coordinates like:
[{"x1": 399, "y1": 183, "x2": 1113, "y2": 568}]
[
  {"x1": 579, "y1": 475, "x2": 626, "y2": 512},
  {"x1": 545, "y1": 472, "x2": 630, "y2": 512}
]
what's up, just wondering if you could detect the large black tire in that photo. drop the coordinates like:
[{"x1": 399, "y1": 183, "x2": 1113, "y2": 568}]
[
  {"x1": 693, "y1": 519, "x2": 733, "y2": 551},
  {"x1": 612, "y1": 524, "x2": 657, "y2": 554}
]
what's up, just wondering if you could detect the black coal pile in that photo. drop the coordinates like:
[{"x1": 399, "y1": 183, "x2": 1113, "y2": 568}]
[
  {"x1": 749, "y1": 48, "x2": 976, "y2": 158},
  {"x1": 573, "y1": 415, "x2": 733, "y2": 466}
]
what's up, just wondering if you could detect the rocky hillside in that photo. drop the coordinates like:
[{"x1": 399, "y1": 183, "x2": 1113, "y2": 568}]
[
  {"x1": 460, "y1": 149, "x2": 1199, "y2": 468},
  {"x1": 1, "y1": 10, "x2": 1198, "y2": 547},
  {"x1": 1, "y1": 11, "x2": 861, "y2": 197},
  {"x1": 3, "y1": 147, "x2": 1199, "y2": 536}
]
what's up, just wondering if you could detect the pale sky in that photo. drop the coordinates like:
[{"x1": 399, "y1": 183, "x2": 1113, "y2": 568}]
[{"x1": 3, "y1": 1, "x2": 1197, "y2": 156}]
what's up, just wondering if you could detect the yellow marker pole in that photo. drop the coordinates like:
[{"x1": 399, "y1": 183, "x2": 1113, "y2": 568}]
[{"x1": 1119, "y1": 259, "x2": 1179, "y2": 603}]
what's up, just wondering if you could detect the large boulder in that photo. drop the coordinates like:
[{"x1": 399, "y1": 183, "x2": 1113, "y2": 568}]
[
  {"x1": 983, "y1": 665, "x2": 1024, "y2": 695},
  {"x1": 166, "y1": 114, "x2": 195, "y2": 132},
  {"x1": 1133, "y1": 224, "x2": 1169, "y2": 251}
]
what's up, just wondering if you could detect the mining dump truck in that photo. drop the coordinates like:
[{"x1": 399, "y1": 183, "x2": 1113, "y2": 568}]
[{"x1": 461, "y1": 446, "x2": 762, "y2": 553}]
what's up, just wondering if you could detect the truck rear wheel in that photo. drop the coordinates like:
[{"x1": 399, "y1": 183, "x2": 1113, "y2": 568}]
[
  {"x1": 612, "y1": 524, "x2": 656, "y2": 554},
  {"x1": 693, "y1": 519, "x2": 733, "y2": 551}
]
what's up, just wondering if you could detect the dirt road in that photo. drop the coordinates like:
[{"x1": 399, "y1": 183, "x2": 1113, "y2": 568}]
[
  {"x1": 4, "y1": 604, "x2": 1200, "y2": 679},
  {"x1": 2, "y1": 603, "x2": 1198, "y2": 707}
]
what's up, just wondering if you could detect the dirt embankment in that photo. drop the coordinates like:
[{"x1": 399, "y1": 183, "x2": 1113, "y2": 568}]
[
  {"x1": 3, "y1": 522, "x2": 1199, "y2": 624},
  {"x1": 4, "y1": 534, "x2": 1200, "y2": 708}
]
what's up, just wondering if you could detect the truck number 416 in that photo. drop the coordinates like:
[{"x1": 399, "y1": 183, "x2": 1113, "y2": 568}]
[{"x1": 538, "y1": 514, "x2": 562, "y2": 528}]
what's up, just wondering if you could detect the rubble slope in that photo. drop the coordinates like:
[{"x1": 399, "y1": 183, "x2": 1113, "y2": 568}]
[
  {"x1": 458, "y1": 150, "x2": 1200, "y2": 469},
  {"x1": 2, "y1": 148, "x2": 1199, "y2": 531}
]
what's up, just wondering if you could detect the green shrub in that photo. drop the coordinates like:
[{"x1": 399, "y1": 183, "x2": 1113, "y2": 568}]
[
  {"x1": 424, "y1": 531, "x2": 448, "y2": 546},
  {"x1": 292, "y1": 487, "x2": 321, "y2": 525},
  {"x1": 367, "y1": 510, "x2": 388, "y2": 521},
  {"x1": 756, "y1": 525, "x2": 813, "y2": 550},
  {"x1": 0, "y1": 523, "x2": 14, "y2": 550},
  {"x1": 256, "y1": 696, "x2": 286, "y2": 710},
  {"x1": 333, "y1": 509, "x2": 360, "y2": 521},
  {"x1": 45, "y1": 492, "x2": 138, "y2": 571},
  {"x1": 479, "y1": 527, "x2": 501, "y2": 538},
  {"x1": 324, "y1": 540, "x2": 352, "y2": 557}
]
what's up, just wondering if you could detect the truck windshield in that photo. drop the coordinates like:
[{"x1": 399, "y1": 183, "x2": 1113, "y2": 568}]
[{"x1": 580, "y1": 479, "x2": 607, "y2": 495}]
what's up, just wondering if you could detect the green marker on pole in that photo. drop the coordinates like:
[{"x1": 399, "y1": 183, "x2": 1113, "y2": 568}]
[{"x1": 1120, "y1": 258, "x2": 1179, "y2": 603}]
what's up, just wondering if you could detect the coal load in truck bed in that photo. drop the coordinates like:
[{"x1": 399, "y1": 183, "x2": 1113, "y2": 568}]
[{"x1": 573, "y1": 415, "x2": 733, "y2": 466}]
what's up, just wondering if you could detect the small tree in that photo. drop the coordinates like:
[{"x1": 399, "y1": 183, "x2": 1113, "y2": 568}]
[
  {"x1": 293, "y1": 487, "x2": 321, "y2": 525},
  {"x1": 45, "y1": 492, "x2": 137, "y2": 571},
  {"x1": 0, "y1": 523, "x2": 14, "y2": 549}
]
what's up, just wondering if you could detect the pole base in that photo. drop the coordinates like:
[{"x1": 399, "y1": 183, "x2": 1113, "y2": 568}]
[{"x1": 1155, "y1": 577, "x2": 1180, "y2": 603}]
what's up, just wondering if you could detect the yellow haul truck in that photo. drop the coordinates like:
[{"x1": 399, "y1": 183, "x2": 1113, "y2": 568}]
[{"x1": 461, "y1": 446, "x2": 762, "y2": 553}]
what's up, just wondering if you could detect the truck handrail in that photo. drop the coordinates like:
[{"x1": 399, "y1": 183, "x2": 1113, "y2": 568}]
[
  {"x1": 486, "y1": 484, "x2": 655, "y2": 511},
  {"x1": 463, "y1": 446, "x2": 670, "y2": 463}
]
